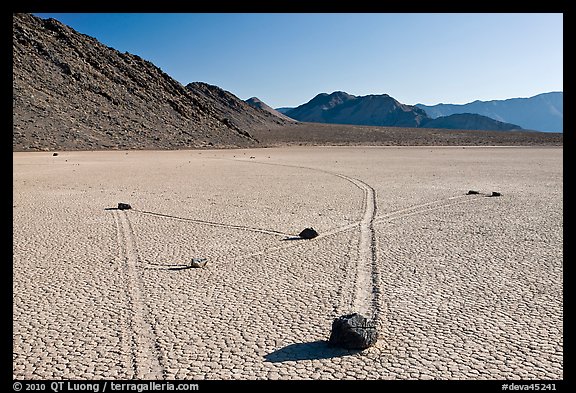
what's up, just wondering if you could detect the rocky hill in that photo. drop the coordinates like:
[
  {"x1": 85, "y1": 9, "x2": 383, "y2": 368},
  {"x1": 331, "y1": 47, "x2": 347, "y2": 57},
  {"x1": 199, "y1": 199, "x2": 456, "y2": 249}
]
[
  {"x1": 13, "y1": 13, "x2": 289, "y2": 151},
  {"x1": 244, "y1": 97, "x2": 296, "y2": 122}
]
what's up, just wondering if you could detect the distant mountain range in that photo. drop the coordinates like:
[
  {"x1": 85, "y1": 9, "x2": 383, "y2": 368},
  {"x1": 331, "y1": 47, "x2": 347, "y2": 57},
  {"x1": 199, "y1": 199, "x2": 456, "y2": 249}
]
[
  {"x1": 13, "y1": 12, "x2": 561, "y2": 152},
  {"x1": 275, "y1": 107, "x2": 293, "y2": 114},
  {"x1": 281, "y1": 92, "x2": 523, "y2": 132},
  {"x1": 416, "y1": 92, "x2": 562, "y2": 133}
]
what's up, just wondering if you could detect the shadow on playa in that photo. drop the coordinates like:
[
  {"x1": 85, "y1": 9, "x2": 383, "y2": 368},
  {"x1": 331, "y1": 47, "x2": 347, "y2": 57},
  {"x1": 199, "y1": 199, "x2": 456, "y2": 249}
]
[{"x1": 264, "y1": 340, "x2": 361, "y2": 363}]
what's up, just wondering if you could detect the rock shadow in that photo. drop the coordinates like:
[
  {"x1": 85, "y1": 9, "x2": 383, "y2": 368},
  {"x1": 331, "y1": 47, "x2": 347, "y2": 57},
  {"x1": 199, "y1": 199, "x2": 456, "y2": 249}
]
[
  {"x1": 141, "y1": 263, "x2": 196, "y2": 271},
  {"x1": 167, "y1": 265, "x2": 195, "y2": 271},
  {"x1": 264, "y1": 340, "x2": 361, "y2": 363},
  {"x1": 281, "y1": 236, "x2": 304, "y2": 241}
]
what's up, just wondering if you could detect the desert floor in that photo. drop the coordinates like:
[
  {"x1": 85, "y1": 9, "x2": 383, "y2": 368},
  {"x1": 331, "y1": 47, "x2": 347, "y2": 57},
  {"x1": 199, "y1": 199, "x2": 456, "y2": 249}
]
[{"x1": 13, "y1": 146, "x2": 563, "y2": 380}]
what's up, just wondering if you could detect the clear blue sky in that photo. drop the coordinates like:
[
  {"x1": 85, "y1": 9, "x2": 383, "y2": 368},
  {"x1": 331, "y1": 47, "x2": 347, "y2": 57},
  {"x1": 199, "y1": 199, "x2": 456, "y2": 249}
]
[{"x1": 33, "y1": 13, "x2": 563, "y2": 108}]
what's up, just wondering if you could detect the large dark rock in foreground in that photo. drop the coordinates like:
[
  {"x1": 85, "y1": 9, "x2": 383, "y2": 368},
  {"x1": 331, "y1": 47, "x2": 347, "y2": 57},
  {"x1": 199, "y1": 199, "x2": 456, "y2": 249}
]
[{"x1": 328, "y1": 313, "x2": 378, "y2": 350}]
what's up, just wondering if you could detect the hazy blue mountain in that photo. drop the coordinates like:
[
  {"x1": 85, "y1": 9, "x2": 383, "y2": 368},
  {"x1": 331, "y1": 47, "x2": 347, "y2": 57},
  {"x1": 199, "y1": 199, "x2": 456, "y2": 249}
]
[
  {"x1": 285, "y1": 92, "x2": 429, "y2": 127},
  {"x1": 275, "y1": 107, "x2": 294, "y2": 114},
  {"x1": 416, "y1": 92, "x2": 562, "y2": 132},
  {"x1": 421, "y1": 113, "x2": 522, "y2": 131}
]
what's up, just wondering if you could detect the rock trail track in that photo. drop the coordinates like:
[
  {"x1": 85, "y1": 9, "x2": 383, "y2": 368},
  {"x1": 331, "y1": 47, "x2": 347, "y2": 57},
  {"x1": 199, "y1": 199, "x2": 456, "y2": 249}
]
[
  {"x1": 113, "y1": 210, "x2": 165, "y2": 379},
  {"x1": 127, "y1": 160, "x2": 386, "y2": 322},
  {"x1": 132, "y1": 209, "x2": 294, "y2": 238},
  {"x1": 123, "y1": 158, "x2": 485, "y2": 343}
]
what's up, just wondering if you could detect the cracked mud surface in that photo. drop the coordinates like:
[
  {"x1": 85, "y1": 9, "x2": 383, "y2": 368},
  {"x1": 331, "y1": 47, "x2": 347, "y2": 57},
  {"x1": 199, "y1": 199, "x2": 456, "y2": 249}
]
[{"x1": 13, "y1": 146, "x2": 563, "y2": 379}]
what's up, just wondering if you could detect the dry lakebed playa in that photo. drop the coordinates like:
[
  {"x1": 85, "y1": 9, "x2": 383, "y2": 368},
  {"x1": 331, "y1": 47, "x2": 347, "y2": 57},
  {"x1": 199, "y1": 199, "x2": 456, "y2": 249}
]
[{"x1": 13, "y1": 146, "x2": 563, "y2": 380}]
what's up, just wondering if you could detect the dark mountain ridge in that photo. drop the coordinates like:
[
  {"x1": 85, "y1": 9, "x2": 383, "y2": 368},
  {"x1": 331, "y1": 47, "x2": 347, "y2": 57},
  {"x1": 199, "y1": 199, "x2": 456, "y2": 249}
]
[
  {"x1": 285, "y1": 92, "x2": 521, "y2": 131},
  {"x1": 421, "y1": 113, "x2": 522, "y2": 131},
  {"x1": 13, "y1": 13, "x2": 289, "y2": 151}
]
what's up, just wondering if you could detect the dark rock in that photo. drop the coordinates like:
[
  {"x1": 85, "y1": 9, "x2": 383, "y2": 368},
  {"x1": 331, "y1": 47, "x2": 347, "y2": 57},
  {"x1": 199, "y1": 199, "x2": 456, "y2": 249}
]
[
  {"x1": 299, "y1": 227, "x2": 319, "y2": 239},
  {"x1": 118, "y1": 203, "x2": 131, "y2": 210},
  {"x1": 491, "y1": 191, "x2": 502, "y2": 197},
  {"x1": 52, "y1": 152, "x2": 58, "y2": 156},
  {"x1": 467, "y1": 190, "x2": 480, "y2": 195},
  {"x1": 328, "y1": 313, "x2": 378, "y2": 350},
  {"x1": 190, "y1": 258, "x2": 208, "y2": 268}
]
